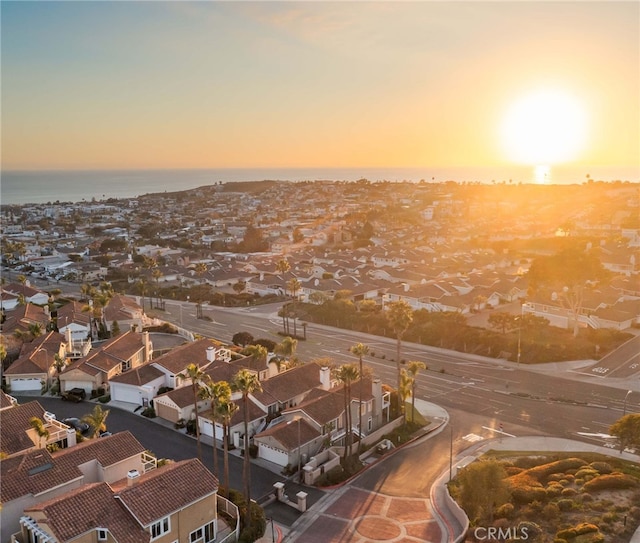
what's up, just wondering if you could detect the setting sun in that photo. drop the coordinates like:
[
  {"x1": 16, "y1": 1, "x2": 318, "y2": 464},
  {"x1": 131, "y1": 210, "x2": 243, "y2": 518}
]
[{"x1": 501, "y1": 89, "x2": 588, "y2": 167}]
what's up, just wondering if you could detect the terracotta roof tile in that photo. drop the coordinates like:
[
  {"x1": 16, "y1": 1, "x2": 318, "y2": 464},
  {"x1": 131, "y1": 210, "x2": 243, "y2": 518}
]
[
  {"x1": 151, "y1": 338, "x2": 218, "y2": 374},
  {"x1": 285, "y1": 389, "x2": 344, "y2": 426},
  {"x1": 0, "y1": 390, "x2": 17, "y2": 409},
  {"x1": 52, "y1": 431, "x2": 146, "y2": 468},
  {"x1": 109, "y1": 363, "x2": 164, "y2": 385},
  {"x1": 255, "y1": 418, "x2": 320, "y2": 450},
  {"x1": 116, "y1": 459, "x2": 218, "y2": 526},
  {"x1": 0, "y1": 449, "x2": 83, "y2": 502},
  {"x1": 257, "y1": 362, "x2": 322, "y2": 404},
  {"x1": 25, "y1": 482, "x2": 150, "y2": 543},
  {"x1": 0, "y1": 400, "x2": 46, "y2": 456}
]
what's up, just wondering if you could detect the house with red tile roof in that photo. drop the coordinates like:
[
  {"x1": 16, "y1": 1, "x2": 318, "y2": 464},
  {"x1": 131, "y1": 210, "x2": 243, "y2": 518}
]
[
  {"x1": 102, "y1": 294, "x2": 146, "y2": 335},
  {"x1": 3, "y1": 331, "x2": 66, "y2": 393},
  {"x1": 59, "y1": 331, "x2": 152, "y2": 396},
  {"x1": 13, "y1": 459, "x2": 224, "y2": 543},
  {"x1": 0, "y1": 399, "x2": 74, "y2": 459},
  {"x1": 1, "y1": 431, "x2": 154, "y2": 542}
]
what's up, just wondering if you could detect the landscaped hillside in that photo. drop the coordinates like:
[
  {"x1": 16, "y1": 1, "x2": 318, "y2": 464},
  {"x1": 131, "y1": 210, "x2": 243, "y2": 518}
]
[{"x1": 449, "y1": 452, "x2": 640, "y2": 543}]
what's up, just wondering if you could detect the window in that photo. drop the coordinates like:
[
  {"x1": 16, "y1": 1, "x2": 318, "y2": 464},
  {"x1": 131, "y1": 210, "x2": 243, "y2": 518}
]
[
  {"x1": 97, "y1": 528, "x2": 108, "y2": 541},
  {"x1": 121, "y1": 359, "x2": 131, "y2": 372},
  {"x1": 150, "y1": 517, "x2": 170, "y2": 540},
  {"x1": 189, "y1": 521, "x2": 216, "y2": 543}
]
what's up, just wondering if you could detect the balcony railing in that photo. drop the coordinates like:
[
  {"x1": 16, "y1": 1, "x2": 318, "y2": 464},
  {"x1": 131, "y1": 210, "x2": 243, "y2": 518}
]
[{"x1": 142, "y1": 451, "x2": 157, "y2": 473}]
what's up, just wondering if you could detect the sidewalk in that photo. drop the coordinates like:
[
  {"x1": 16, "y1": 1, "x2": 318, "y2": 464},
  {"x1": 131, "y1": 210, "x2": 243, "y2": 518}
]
[{"x1": 76, "y1": 396, "x2": 640, "y2": 542}]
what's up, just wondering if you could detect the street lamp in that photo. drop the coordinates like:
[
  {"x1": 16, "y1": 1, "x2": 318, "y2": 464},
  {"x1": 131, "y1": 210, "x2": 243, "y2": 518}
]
[
  {"x1": 623, "y1": 390, "x2": 633, "y2": 417},
  {"x1": 448, "y1": 423, "x2": 453, "y2": 482},
  {"x1": 297, "y1": 418, "x2": 302, "y2": 483},
  {"x1": 517, "y1": 302, "x2": 524, "y2": 365}
]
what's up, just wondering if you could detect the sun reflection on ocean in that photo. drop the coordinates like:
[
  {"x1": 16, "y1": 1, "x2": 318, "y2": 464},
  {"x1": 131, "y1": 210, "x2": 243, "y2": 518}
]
[{"x1": 534, "y1": 165, "x2": 550, "y2": 184}]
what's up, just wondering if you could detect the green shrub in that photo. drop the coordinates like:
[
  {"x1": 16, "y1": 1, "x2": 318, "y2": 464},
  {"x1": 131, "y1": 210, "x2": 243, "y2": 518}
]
[
  {"x1": 528, "y1": 458, "x2": 588, "y2": 481},
  {"x1": 588, "y1": 462, "x2": 613, "y2": 474},
  {"x1": 575, "y1": 523, "x2": 598, "y2": 535},
  {"x1": 511, "y1": 486, "x2": 547, "y2": 505},
  {"x1": 543, "y1": 502, "x2": 560, "y2": 520},
  {"x1": 580, "y1": 493, "x2": 593, "y2": 502},
  {"x1": 561, "y1": 487, "x2": 578, "y2": 497},
  {"x1": 141, "y1": 406, "x2": 156, "y2": 418},
  {"x1": 582, "y1": 472, "x2": 638, "y2": 492},
  {"x1": 495, "y1": 502, "x2": 514, "y2": 519},
  {"x1": 557, "y1": 499, "x2": 577, "y2": 512},
  {"x1": 546, "y1": 484, "x2": 563, "y2": 498},
  {"x1": 238, "y1": 501, "x2": 266, "y2": 543},
  {"x1": 575, "y1": 468, "x2": 598, "y2": 479},
  {"x1": 557, "y1": 527, "x2": 577, "y2": 539}
]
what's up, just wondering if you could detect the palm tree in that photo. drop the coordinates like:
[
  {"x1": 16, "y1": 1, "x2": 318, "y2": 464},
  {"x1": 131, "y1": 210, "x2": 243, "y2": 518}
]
[
  {"x1": 14, "y1": 322, "x2": 43, "y2": 343},
  {"x1": 287, "y1": 277, "x2": 302, "y2": 337},
  {"x1": 200, "y1": 377, "x2": 232, "y2": 478},
  {"x1": 135, "y1": 278, "x2": 148, "y2": 311},
  {"x1": 335, "y1": 363, "x2": 359, "y2": 463},
  {"x1": 82, "y1": 404, "x2": 110, "y2": 438},
  {"x1": 194, "y1": 263, "x2": 208, "y2": 318},
  {"x1": 17, "y1": 274, "x2": 27, "y2": 297},
  {"x1": 53, "y1": 353, "x2": 67, "y2": 393},
  {"x1": 349, "y1": 342, "x2": 370, "y2": 453},
  {"x1": 0, "y1": 340, "x2": 6, "y2": 388},
  {"x1": 406, "y1": 361, "x2": 427, "y2": 423},
  {"x1": 177, "y1": 363, "x2": 207, "y2": 461},
  {"x1": 399, "y1": 369, "x2": 413, "y2": 424},
  {"x1": 216, "y1": 397, "x2": 238, "y2": 493},
  {"x1": 276, "y1": 259, "x2": 291, "y2": 333},
  {"x1": 386, "y1": 300, "x2": 413, "y2": 414},
  {"x1": 232, "y1": 368, "x2": 262, "y2": 529},
  {"x1": 242, "y1": 344, "x2": 268, "y2": 369},
  {"x1": 30, "y1": 416, "x2": 50, "y2": 448},
  {"x1": 274, "y1": 336, "x2": 298, "y2": 370}
]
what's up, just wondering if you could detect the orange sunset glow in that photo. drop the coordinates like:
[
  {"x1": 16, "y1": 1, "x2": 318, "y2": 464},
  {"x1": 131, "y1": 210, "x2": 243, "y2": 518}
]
[{"x1": 1, "y1": 2, "x2": 638, "y2": 177}]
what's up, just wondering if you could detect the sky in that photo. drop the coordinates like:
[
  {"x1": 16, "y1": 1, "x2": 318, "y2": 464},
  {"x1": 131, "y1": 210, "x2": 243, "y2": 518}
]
[{"x1": 1, "y1": 1, "x2": 638, "y2": 171}]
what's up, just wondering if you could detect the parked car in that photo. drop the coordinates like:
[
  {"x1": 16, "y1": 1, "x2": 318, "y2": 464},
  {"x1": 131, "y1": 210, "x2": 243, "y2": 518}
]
[
  {"x1": 60, "y1": 388, "x2": 86, "y2": 403},
  {"x1": 62, "y1": 418, "x2": 90, "y2": 435}
]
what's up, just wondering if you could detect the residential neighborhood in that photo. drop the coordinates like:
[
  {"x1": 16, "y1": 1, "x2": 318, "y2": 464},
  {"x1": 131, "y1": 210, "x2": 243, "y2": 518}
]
[{"x1": 1, "y1": 179, "x2": 639, "y2": 542}]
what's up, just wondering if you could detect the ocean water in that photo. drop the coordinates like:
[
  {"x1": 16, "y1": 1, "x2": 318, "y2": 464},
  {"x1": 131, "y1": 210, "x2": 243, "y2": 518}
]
[{"x1": 1, "y1": 165, "x2": 637, "y2": 205}]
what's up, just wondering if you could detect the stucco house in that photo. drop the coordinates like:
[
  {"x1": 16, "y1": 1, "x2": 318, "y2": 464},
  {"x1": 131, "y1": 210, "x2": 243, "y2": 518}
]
[
  {"x1": 103, "y1": 294, "x2": 146, "y2": 335},
  {"x1": 1, "y1": 431, "x2": 154, "y2": 542},
  {"x1": 3, "y1": 331, "x2": 66, "y2": 393},
  {"x1": 109, "y1": 363, "x2": 166, "y2": 407},
  {"x1": 59, "y1": 331, "x2": 153, "y2": 396},
  {"x1": 0, "y1": 399, "x2": 76, "y2": 459},
  {"x1": 13, "y1": 458, "x2": 224, "y2": 543}
]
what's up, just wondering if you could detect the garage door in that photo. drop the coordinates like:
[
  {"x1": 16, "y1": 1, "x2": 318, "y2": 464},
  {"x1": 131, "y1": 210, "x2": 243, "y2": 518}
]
[
  {"x1": 155, "y1": 401, "x2": 179, "y2": 423},
  {"x1": 110, "y1": 384, "x2": 142, "y2": 405},
  {"x1": 10, "y1": 378, "x2": 42, "y2": 391},
  {"x1": 258, "y1": 443, "x2": 289, "y2": 467}
]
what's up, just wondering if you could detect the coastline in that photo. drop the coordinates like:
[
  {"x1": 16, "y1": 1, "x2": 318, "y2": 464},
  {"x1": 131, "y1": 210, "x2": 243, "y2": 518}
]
[{"x1": 2, "y1": 165, "x2": 638, "y2": 206}]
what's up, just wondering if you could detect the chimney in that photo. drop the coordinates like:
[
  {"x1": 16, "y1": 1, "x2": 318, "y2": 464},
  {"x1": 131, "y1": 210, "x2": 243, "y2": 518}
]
[
  {"x1": 206, "y1": 346, "x2": 216, "y2": 362},
  {"x1": 127, "y1": 469, "x2": 140, "y2": 487},
  {"x1": 320, "y1": 366, "x2": 331, "y2": 391},
  {"x1": 143, "y1": 331, "x2": 153, "y2": 361}
]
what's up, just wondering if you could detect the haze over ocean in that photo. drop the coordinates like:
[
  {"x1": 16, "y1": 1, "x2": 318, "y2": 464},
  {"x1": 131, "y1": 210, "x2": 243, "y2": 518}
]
[{"x1": 1, "y1": 165, "x2": 638, "y2": 206}]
